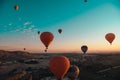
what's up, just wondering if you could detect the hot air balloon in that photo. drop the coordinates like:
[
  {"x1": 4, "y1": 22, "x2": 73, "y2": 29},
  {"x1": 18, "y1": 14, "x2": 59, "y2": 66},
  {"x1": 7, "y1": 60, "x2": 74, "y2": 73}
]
[
  {"x1": 40, "y1": 32, "x2": 54, "y2": 52},
  {"x1": 81, "y1": 45, "x2": 88, "y2": 54},
  {"x1": 105, "y1": 33, "x2": 115, "y2": 45},
  {"x1": 38, "y1": 31, "x2": 40, "y2": 35},
  {"x1": 67, "y1": 65, "x2": 80, "y2": 80},
  {"x1": 58, "y1": 29, "x2": 62, "y2": 34},
  {"x1": 84, "y1": 0, "x2": 87, "y2": 2},
  {"x1": 49, "y1": 56, "x2": 70, "y2": 80},
  {"x1": 24, "y1": 48, "x2": 26, "y2": 51},
  {"x1": 14, "y1": 5, "x2": 19, "y2": 10}
]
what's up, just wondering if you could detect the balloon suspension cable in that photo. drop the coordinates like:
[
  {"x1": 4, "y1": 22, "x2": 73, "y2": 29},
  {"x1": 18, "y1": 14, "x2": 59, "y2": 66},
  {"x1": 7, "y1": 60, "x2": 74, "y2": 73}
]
[{"x1": 46, "y1": 47, "x2": 48, "y2": 49}]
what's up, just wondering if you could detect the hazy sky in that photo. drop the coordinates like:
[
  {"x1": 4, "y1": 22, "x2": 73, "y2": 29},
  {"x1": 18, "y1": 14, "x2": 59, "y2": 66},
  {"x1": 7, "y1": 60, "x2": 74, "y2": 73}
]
[{"x1": 0, "y1": 0, "x2": 120, "y2": 53}]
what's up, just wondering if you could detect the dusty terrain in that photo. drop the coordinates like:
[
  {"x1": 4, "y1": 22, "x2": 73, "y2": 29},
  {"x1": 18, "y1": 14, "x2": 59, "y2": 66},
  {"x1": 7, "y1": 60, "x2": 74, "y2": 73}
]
[{"x1": 0, "y1": 50, "x2": 120, "y2": 80}]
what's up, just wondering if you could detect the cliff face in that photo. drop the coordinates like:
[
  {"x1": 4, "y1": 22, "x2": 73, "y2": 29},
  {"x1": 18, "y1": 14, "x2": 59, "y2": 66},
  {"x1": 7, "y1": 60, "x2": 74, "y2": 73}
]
[{"x1": 0, "y1": 50, "x2": 34, "y2": 61}]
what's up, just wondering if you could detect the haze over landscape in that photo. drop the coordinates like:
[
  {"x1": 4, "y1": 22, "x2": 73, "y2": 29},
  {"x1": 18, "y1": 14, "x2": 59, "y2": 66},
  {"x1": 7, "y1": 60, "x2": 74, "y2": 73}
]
[
  {"x1": 1, "y1": 1, "x2": 120, "y2": 80},
  {"x1": 1, "y1": 0, "x2": 120, "y2": 53}
]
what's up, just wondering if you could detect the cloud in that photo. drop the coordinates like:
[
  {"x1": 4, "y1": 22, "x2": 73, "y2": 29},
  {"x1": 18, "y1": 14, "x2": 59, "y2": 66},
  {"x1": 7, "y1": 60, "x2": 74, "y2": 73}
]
[
  {"x1": 3, "y1": 25, "x2": 7, "y2": 28},
  {"x1": 33, "y1": 28, "x2": 38, "y2": 31},
  {"x1": 19, "y1": 17, "x2": 22, "y2": 21},
  {"x1": 31, "y1": 25, "x2": 36, "y2": 28},
  {"x1": 24, "y1": 21, "x2": 31, "y2": 26},
  {"x1": 8, "y1": 23, "x2": 12, "y2": 26},
  {"x1": 10, "y1": 29, "x2": 20, "y2": 32}
]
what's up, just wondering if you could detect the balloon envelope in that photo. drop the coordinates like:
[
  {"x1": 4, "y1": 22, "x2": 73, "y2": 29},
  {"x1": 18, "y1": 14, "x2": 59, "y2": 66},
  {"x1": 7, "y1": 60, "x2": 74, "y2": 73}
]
[
  {"x1": 67, "y1": 65, "x2": 80, "y2": 80},
  {"x1": 38, "y1": 31, "x2": 40, "y2": 35},
  {"x1": 105, "y1": 33, "x2": 115, "y2": 44},
  {"x1": 58, "y1": 29, "x2": 62, "y2": 34},
  {"x1": 84, "y1": 0, "x2": 87, "y2": 2},
  {"x1": 81, "y1": 45, "x2": 88, "y2": 54},
  {"x1": 14, "y1": 5, "x2": 19, "y2": 10},
  {"x1": 40, "y1": 32, "x2": 54, "y2": 49},
  {"x1": 49, "y1": 56, "x2": 70, "y2": 80},
  {"x1": 24, "y1": 48, "x2": 26, "y2": 50}
]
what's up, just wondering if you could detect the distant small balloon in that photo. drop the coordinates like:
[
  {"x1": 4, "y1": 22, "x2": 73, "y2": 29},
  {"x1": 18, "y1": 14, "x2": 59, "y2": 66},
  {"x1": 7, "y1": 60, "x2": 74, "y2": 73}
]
[
  {"x1": 84, "y1": 0, "x2": 87, "y2": 2},
  {"x1": 105, "y1": 33, "x2": 115, "y2": 45},
  {"x1": 14, "y1": 5, "x2": 19, "y2": 10},
  {"x1": 58, "y1": 29, "x2": 62, "y2": 34},
  {"x1": 24, "y1": 48, "x2": 26, "y2": 51},
  {"x1": 38, "y1": 31, "x2": 40, "y2": 35},
  {"x1": 44, "y1": 49, "x2": 47, "y2": 52},
  {"x1": 81, "y1": 45, "x2": 88, "y2": 54}
]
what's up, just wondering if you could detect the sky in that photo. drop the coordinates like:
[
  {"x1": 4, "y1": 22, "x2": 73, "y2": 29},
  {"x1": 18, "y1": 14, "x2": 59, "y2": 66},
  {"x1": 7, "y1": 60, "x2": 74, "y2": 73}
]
[{"x1": 0, "y1": 0, "x2": 120, "y2": 53}]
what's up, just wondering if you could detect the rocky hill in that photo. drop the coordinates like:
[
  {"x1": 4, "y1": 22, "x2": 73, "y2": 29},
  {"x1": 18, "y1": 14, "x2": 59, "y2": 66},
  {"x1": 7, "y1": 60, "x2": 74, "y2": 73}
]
[{"x1": 0, "y1": 50, "x2": 35, "y2": 61}]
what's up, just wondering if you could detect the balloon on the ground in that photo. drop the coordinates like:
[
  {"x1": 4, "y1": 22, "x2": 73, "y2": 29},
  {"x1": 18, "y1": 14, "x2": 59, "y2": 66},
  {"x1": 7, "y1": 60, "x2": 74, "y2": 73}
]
[
  {"x1": 67, "y1": 65, "x2": 80, "y2": 80},
  {"x1": 81, "y1": 45, "x2": 88, "y2": 54},
  {"x1": 105, "y1": 33, "x2": 115, "y2": 44},
  {"x1": 14, "y1": 5, "x2": 19, "y2": 10},
  {"x1": 58, "y1": 29, "x2": 62, "y2": 34},
  {"x1": 40, "y1": 32, "x2": 54, "y2": 52},
  {"x1": 49, "y1": 56, "x2": 70, "y2": 80}
]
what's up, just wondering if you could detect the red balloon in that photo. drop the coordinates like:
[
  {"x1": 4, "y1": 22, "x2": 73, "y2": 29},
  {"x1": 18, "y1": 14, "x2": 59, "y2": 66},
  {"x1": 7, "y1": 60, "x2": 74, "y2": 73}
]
[
  {"x1": 49, "y1": 56, "x2": 70, "y2": 80},
  {"x1": 40, "y1": 32, "x2": 54, "y2": 50},
  {"x1": 105, "y1": 33, "x2": 115, "y2": 44}
]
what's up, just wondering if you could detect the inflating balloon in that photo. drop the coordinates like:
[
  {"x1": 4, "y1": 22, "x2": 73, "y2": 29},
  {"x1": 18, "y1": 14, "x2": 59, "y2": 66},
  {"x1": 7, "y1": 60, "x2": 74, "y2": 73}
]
[
  {"x1": 49, "y1": 56, "x2": 70, "y2": 80},
  {"x1": 40, "y1": 32, "x2": 54, "y2": 52},
  {"x1": 81, "y1": 45, "x2": 88, "y2": 54},
  {"x1": 67, "y1": 65, "x2": 80, "y2": 80},
  {"x1": 105, "y1": 33, "x2": 115, "y2": 45},
  {"x1": 14, "y1": 5, "x2": 19, "y2": 10},
  {"x1": 58, "y1": 29, "x2": 62, "y2": 34}
]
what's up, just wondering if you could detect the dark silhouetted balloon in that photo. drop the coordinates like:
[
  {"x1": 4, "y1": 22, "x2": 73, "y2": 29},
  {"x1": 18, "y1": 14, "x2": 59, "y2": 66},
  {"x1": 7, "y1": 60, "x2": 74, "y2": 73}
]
[
  {"x1": 105, "y1": 33, "x2": 115, "y2": 44},
  {"x1": 67, "y1": 65, "x2": 80, "y2": 80},
  {"x1": 14, "y1": 5, "x2": 19, "y2": 10},
  {"x1": 81, "y1": 45, "x2": 88, "y2": 54},
  {"x1": 24, "y1": 48, "x2": 26, "y2": 51},
  {"x1": 40, "y1": 32, "x2": 54, "y2": 52},
  {"x1": 58, "y1": 29, "x2": 62, "y2": 34},
  {"x1": 84, "y1": 0, "x2": 87, "y2": 2},
  {"x1": 38, "y1": 31, "x2": 40, "y2": 35},
  {"x1": 49, "y1": 56, "x2": 70, "y2": 80}
]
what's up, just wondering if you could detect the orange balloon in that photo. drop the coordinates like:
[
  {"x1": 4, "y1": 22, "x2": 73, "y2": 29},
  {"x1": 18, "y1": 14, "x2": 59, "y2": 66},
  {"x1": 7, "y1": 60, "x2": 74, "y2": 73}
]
[
  {"x1": 105, "y1": 33, "x2": 115, "y2": 44},
  {"x1": 14, "y1": 5, "x2": 19, "y2": 10},
  {"x1": 40, "y1": 32, "x2": 54, "y2": 50},
  {"x1": 49, "y1": 56, "x2": 70, "y2": 80}
]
